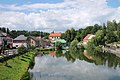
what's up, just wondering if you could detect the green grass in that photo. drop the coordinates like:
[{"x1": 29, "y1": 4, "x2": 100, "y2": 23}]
[{"x1": 0, "y1": 51, "x2": 36, "y2": 80}]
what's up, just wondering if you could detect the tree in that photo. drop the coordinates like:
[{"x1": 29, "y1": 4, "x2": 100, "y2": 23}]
[
  {"x1": 6, "y1": 28, "x2": 10, "y2": 34},
  {"x1": 69, "y1": 39, "x2": 80, "y2": 60},
  {"x1": 65, "y1": 29, "x2": 71, "y2": 44},
  {"x1": 1, "y1": 27, "x2": 6, "y2": 33},
  {"x1": 69, "y1": 39, "x2": 79, "y2": 53},
  {"x1": 107, "y1": 20, "x2": 118, "y2": 31},
  {"x1": 18, "y1": 45, "x2": 27, "y2": 54},
  {"x1": 70, "y1": 28, "x2": 76, "y2": 41},
  {"x1": 106, "y1": 30, "x2": 117, "y2": 43},
  {"x1": 94, "y1": 30, "x2": 106, "y2": 46},
  {"x1": 87, "y1": 40, "x2": 95, "y2": 55},
  {"x1": 55, "y1": 42, "x2": 63, "y2": 50},
  {"x1": 75, "y1": 31, "x2": 81, "y2": 42}
]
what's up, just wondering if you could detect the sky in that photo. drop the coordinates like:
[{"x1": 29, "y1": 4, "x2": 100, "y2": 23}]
[{"x1": 0, "y1": 0, "x2": 120, "y2": 32}]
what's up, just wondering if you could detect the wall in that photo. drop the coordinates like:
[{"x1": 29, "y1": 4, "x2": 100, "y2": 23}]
[{"x1": 13, "y1": 42, "x2": 27, "y2": 48}]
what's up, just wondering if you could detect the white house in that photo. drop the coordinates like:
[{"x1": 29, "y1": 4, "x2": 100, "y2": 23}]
[
  {"x1": 49, "y1": 32, "x2": 61, "y2": 41},
  {"x1": 13, "y1": 35, "x2": 27, "y2": 48},
  {"x1": 83, "y1": 34, "x2": 96, "y2": 45}
]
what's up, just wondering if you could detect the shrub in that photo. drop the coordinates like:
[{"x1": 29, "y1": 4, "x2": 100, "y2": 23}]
[
  {"x1": 95, "y1": 46, "x2": 102, "y2": 53},
  {"x1": 55, "y1": 42, "x2": 63, "y2": 50},
  {"x1": 18, "y1": 45, "x2": 28, "y2": 54},
  {"x1": 69, "y1": 39, "x2": 79, "y2": 53},
  {"x1": 79, "y1": 45, "x2": 85, "y2": 52}
]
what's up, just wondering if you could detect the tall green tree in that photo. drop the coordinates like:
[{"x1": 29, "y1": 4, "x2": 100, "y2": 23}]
[
  {"x1": 94, "y1": 30, "x2": 106, "y2": 46},
  {"x1": 106, "y1": 30, "x2": 117, "y2": 43}
]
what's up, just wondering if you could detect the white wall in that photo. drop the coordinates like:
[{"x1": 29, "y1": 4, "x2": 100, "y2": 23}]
[
  {"x1": 49, "y1": 36, "x2": 60, "y2": 41},
  {"x1": 13, "y1": 42, "x2": 27, "y2": 48}
]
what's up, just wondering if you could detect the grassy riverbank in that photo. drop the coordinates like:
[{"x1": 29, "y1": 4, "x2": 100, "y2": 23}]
[{"x1": 0, "y1": 51, "x2": 36, "y2": 80}]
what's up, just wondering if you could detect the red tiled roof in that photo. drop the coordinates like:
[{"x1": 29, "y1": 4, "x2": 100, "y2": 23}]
[
  {"x1": 83, "y1": 34, "x2": 92, "y2": 40},
  {"x1": 49, "y1": 51, "x2": 55, "y2": 56},
  {"x1": 49, "y1": 33, "x2": 61, "y2": 37}
]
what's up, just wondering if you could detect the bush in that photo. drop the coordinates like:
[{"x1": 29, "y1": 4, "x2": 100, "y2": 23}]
[
  {"x1": 95, "y1": 46, "x2": 102, "y2": 53},
  {"x1": 28, "y1": 46, "x2": 36, "y2": 50},
  {"x1": 79, "y1": 45, "x2": 85, "y2": 52},
  {"x1": 87, "y1": 41, "x2": 95, "y2": 55},
  {"x1": 38, "y1": 48, "x2": 55, "y2": 51},
  {"x1": 55, "y1": 42, "x2": 63, "y2": 50},
  {"x1": 69, "y1": 39, "x2": 79, "y2": 53},
  {"x1": 18, "y1": 45, "x2": 28, "y2": 54}
]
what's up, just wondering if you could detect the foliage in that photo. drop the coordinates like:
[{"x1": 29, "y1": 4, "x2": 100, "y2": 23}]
[
  {"x1": 61, "y1": 28, "x2": 76, "y2": 45},
  {"x1": 28, "y1": 46, "x2": 36, "y2": 50},
  {"x1": 79, "y1": 45, "x2": 85, "y2": 52},
  {"x1": 55, "y1": 41, "x2": 63, "y2": 50},
  {"x1": 61, "y1": 20, "x2": 120, "y2": 47},
  {"x1": 38, "y1": 48, "x2": 55, "y2": 51},
  {"x1": 94, "y1": 46, "x2": 102, "y2": 53},
  {"x1": 93, "y1": 30, "x2": 106, "y2": 46},
  {"x1": 18, "y1": 45, "x2": 28, "y2": 54},
  {"x1": 86, "y1": 41, "x2": 95, "y2": 55},
  {"x1": 106, "y1": 30, "x2": 117, "y2": 44},
  {"x1": 69, "y1": 39, "x2": 79, "y2": 53}
]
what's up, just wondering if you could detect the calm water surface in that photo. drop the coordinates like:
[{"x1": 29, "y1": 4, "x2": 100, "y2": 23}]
[{"x1": 29, "y1": 51, "x2": 120, "y2": 80}]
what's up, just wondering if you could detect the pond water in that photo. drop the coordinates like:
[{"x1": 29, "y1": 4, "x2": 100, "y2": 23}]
[{"x1": 29, "y1": 51, "x2": 120, "y2": 80}]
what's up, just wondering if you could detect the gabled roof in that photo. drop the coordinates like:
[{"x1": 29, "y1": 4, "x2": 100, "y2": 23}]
[
  {"x1": 28, "y1": 36, "x2": 42, "y2": 42},
  {"x1": 0, "y1": 31, "x2": 7, "y2": 37},
  {"x1": 49, "y1": 32, "x2": 61, "y2": 37},
  {"x1": 84, "y1": 34, "x2": 95, "y2": 40},
  {"x1": 14, "y1": 35, "x2": 27, "y2": 40}
]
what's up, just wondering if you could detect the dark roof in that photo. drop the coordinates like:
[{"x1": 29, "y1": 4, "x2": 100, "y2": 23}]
[
  {"x1": 14, "y1": 35, "x2": 27, "y2": 40},
  {"x1": 27, "y1": 36, "x2": 41, "y2": 41},
  {"x1": 0, "y1": 31, "x2": 7, "y2": 37}
]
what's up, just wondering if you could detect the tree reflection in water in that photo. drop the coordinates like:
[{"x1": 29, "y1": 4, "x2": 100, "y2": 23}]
[{"x1": 40, "y1": 50, "x2": 120, "y2": 69}]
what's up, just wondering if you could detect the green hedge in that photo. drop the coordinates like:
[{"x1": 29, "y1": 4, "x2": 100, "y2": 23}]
[
  {"x1": 0, "y1": 51, "x2": 36, "y2": 80},
  {"x1": 37, "y1": 48, "x2": 55, "y2": 51}
]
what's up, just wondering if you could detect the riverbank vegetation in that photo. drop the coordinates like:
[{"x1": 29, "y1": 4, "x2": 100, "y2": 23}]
[
  {"x1": 38, "y1": 48, "x2": 55, "y2": 51},
  {"x1": 0, "y1": 51, "x2": 36, "y2": 80},
  {"x1": 62, "y1": 20, "x2": 120, "y2": 44},
  {"x1": 62, "y1": 20, "x2": 120, "y2": 53},
  {"x1": 0, "y1": 27, "x2": 49, "y2": 39}
]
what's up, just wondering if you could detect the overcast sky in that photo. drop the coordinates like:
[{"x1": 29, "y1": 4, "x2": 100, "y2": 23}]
[{"x1": 0, "y1": 0, "x2": 120, "y2": 32}]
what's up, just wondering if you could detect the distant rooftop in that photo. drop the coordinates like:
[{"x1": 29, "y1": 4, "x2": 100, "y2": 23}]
[
  {"x1": 49, "y1": 32, "x2": 61, "y2": 37},
  {"x1": 84, "y1": 34, "x2": 95, "y2": 40},
  {"x1": 14, "y1": 35, "x2": 27, "y2": 40},
  {"x1": 0, "y1": 31, "x2": 7, "y2": 37}
]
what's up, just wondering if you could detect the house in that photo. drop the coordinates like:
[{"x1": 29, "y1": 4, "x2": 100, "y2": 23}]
[
  {"x1": 6, "y1": 37, "x2": 13, "y2": 48},
  {"x1": 40, "y1": 39, "x2": 51, "y2": 48},
  {"x1": 13, "y1": 35, "x2": 27, "y2": 48},
  {"x1": 27, "y1": 36, "x2": 41, "y2": 47},
  {"x1": 83, "y1": 34, "x2": 96, "y2": 45},
  {"x1": 27, "y1": 36, "x2": 51, "y2": 48},
  {"x1": 0, "y1": 31, "x2": 13, "y2": 48},
  {"x1": 49, "y1": 32, "x2": 61, "y2": 41},
  {"x1": 0, "y1": 32, "x2": 7, "y2": 46}
]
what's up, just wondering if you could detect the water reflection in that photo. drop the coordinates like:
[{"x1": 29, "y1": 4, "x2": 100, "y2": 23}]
[{"x1": 29, "y1": 50, "x2": 120, "y2": 80}]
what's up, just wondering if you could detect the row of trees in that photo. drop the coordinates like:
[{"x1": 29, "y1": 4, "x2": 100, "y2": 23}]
[
  {"x1": 61, "y1": 20, "x2": 120, "y2": 45},
  {"x1": 61, "y1": 24, "x2": 104, "y2": 44},
  {"x1": 0, "y1": 27, "x2": 49, "y2": 39}
]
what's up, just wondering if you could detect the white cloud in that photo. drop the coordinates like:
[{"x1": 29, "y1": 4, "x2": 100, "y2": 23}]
[
  {"x1": 0, "y1": 0, "x2": 119, "y2": 32},
  {"x1": 29, "y1": 55, "x2": 120, "y2": 80}
]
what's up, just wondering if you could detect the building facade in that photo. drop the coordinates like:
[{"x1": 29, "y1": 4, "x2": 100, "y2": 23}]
[
  {"x1": 13, "y1": 35, "x2": 27, "y2": 48},
  {"x1": 49, "y1": 32, "x2": 61, "y2": 41},
  {"x1": 83, "y1": 34, "x2": 96, "y2": 45}
]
